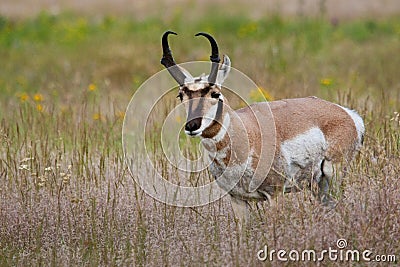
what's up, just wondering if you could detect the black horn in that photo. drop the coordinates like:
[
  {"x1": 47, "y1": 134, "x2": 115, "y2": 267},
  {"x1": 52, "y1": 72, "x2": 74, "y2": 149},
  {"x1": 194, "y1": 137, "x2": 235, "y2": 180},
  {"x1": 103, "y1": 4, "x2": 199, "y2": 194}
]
[
  {"x1": 195, "y1": 32, "x2": 221, "y2": 85},
  {"x1": 160, "y1": 31, "x2": 186, "y2": 86}
]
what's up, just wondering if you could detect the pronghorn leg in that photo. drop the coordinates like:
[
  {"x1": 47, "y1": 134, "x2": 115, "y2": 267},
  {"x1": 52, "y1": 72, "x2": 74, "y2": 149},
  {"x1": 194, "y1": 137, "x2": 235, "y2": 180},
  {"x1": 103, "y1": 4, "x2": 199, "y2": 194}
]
[
  {"x1": 229, "y1": 195, "x2": 250, "y2": 230},
  {"x1": 318, "y1": 159, "x2": 337, "y2": 207}
]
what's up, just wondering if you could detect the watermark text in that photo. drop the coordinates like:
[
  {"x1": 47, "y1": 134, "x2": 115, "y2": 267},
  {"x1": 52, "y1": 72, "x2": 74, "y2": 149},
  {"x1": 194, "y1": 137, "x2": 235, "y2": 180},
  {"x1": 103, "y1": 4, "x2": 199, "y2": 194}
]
[{"x1": 257, "y1": 239, "x2": 397, "y2": 263}]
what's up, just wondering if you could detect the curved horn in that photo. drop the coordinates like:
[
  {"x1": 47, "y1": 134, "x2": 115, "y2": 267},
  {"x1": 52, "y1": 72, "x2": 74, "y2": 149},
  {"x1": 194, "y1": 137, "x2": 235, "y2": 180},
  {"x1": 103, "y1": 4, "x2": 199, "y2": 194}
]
[
  {"x1": 195, "y1": 32, "x2": 221, "y2": 85},
  {"x1": 160, "y1": 31, "x2": 186, "y2": 86}
]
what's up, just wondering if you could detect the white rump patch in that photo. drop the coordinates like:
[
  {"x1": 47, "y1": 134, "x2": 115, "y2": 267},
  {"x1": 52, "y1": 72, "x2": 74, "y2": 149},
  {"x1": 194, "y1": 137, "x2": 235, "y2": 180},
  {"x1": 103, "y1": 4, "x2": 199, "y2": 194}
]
[
  {"x1": 338, "y1": 106, "x2": 365, "y2": 149},
  {"x1": 281, "y1": 127, "x2": 327, "y2": 179}
]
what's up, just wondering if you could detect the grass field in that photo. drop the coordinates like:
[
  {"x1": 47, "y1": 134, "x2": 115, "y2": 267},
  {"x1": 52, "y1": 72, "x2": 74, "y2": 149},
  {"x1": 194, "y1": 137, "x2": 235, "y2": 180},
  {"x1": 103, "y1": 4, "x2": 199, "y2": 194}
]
[{"x1": 0, "y1": 8, "x2": 400, "y2": 266}]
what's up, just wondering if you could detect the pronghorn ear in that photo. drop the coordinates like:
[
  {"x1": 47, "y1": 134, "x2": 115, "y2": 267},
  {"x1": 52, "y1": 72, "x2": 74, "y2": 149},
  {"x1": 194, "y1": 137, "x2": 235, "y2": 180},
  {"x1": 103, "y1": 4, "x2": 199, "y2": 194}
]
[{"x1": 216, "y1": 55, "x2": 231, "y2": 86}]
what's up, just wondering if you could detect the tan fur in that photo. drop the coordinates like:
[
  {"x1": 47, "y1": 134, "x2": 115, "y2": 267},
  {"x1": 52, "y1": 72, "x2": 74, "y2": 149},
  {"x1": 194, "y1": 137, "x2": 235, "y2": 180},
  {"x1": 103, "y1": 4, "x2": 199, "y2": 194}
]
[{"x1": 202, "y1": 96, "x2": 360, "y2": 197}]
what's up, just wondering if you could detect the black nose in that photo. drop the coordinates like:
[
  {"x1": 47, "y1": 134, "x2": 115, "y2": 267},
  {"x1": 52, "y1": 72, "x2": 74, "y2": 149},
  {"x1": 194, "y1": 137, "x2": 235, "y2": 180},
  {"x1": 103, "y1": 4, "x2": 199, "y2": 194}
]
[{"x1": 185, "y1": 118, "x2": 202, "y2": 132}]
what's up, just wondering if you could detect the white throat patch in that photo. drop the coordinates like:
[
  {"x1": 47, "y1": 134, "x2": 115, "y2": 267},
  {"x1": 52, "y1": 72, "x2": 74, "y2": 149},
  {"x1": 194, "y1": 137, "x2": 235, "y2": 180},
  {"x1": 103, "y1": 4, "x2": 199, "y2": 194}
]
[{"x1": 213, "y1": 113, "x2": 230, "y2": 142}]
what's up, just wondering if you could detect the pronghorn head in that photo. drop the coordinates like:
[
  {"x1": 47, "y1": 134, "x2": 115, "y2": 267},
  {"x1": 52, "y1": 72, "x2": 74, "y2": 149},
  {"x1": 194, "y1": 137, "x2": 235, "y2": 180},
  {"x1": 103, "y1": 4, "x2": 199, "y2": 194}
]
[{"x1": 161, "y1": 31, "x2": 231, "y2": 138}]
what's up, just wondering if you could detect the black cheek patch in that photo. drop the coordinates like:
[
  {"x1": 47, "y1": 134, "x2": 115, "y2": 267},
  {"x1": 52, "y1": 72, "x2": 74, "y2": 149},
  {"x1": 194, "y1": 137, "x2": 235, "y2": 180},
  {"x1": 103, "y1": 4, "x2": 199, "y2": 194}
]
[{"x1": 215, "y1": 98, "x2": 223, "y2": 121}]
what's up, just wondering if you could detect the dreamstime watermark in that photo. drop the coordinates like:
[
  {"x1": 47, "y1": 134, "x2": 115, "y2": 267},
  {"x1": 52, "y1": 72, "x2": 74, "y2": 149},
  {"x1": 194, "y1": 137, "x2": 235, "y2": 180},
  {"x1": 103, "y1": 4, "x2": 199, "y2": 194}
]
[
  {"x1": 122, "y1": 61, "x2": 276, "y2": 207},
  {"x1": 257, "y1": 239, "x2": 397, "y2": 263}
]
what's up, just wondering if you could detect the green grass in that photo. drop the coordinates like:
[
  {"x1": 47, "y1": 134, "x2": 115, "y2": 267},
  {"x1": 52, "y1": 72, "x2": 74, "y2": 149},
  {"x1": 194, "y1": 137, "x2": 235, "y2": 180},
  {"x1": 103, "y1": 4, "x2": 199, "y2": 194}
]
[{"x1": 0, "y1": 10, "x2": 399, "y2": 266}]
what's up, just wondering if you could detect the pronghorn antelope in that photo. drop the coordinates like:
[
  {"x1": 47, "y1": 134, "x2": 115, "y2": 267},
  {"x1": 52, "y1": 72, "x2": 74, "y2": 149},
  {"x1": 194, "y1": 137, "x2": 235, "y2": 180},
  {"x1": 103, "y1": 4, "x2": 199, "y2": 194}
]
[{"x1": 161, "y1": 31, "x2": 365, "y2": 223}]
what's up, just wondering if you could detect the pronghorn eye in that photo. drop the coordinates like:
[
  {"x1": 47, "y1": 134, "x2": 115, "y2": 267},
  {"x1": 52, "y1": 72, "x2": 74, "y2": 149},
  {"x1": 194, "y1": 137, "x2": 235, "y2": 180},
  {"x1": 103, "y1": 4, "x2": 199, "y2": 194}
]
[
  {"x1": 177, "y1": 93, "x2": 183, "y2": 101},
  {"x1": 211, "y1": 92, "x2": 220, "y2": 99}
]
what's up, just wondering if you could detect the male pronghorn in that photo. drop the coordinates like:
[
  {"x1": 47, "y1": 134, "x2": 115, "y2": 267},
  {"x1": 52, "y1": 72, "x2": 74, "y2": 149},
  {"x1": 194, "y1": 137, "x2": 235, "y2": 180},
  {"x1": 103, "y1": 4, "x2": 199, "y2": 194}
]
[{"x1": 161, "y1": 31, "x2": 364, "y2": 223}]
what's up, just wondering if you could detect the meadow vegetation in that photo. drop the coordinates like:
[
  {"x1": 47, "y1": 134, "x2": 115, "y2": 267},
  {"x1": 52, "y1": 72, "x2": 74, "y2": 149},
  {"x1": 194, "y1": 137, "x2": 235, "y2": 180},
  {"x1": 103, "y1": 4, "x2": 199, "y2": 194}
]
[{"x1": 0, "y1": 10, "x2": 399, "y2": 266}]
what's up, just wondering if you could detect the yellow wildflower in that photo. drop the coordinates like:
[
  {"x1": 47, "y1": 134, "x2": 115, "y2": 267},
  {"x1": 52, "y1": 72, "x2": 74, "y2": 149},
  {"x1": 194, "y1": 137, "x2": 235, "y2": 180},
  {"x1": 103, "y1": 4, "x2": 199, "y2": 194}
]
[
  {"x1": 88, "y1": 83, "x2": 97, "y2": 91},
  {"x1": 18, "y1": 92, "x2": 29, "y2": 102},
  {"x1": 320, "y1": 78, "x2": 333, "y2": 86},
  {"x1": 36, "y1": 104, "x2": 43, "y2": 112},
  {"x1": 249, "y1": 87, "x2": 274, "y2": 102},
  {"x1": 93, "y1": 113, "x2": 102, "y2": 120},
  {"x1": 175, "y1": 115, "x2": 182, "y2": 123},
  {"x1": 33, "y1": 93, "x2": 43, "y2": 102},
  {"x1": 258, "y1": 87, "x2": 274, "y2": 101}
]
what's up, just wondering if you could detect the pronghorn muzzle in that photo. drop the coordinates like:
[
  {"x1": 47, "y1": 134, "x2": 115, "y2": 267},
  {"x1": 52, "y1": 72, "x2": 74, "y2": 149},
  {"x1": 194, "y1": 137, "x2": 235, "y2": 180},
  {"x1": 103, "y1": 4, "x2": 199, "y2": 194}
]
[
  {"x1": 184, "y1": 97, "x2": 205, "y2": 135},
  {"x1": 185, "y1": 118, "x2": 202, "y2": 133}
]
